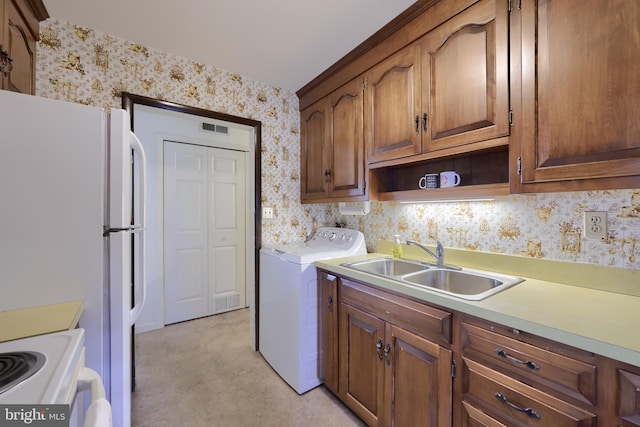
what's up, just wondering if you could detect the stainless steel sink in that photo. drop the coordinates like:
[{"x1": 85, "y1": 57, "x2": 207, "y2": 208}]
[
  {"x1": 340, "y1": 257, "x2": 523, "y2": 300},
  {"x1": 341, "y1": 258, "x2": 432, "y2": 277},
  {"x1": 401, "y1": 268, "x2": 523, "y2": 300}
]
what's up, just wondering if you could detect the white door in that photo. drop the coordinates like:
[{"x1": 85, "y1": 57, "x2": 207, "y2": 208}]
[
  {"x1": 209, "y1": 149, "x2": 246, "y2": 313},
  {"x1": 164, "y1": 141, "x2": 246, "y2": 324},
  {"x1": 164, "y1": 142, "x2": 209, "y2": 324}
]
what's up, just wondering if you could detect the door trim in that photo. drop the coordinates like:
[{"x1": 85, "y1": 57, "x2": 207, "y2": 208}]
[{"x1": 122, "y1": 92, "x2": 263, "y2": 350}]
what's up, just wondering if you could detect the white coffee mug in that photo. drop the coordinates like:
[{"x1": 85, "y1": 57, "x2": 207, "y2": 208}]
[{"x1": 440, "y1": 171, "x2": 461, "y2": 188}]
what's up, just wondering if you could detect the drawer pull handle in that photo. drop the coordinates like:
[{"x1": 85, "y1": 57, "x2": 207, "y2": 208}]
[
  {"x1": 495, "y1": 348, "x2": 540, "y2": 370},
  {"x1": 495, "y1": 392, "x2": 540, "y2": 419}
]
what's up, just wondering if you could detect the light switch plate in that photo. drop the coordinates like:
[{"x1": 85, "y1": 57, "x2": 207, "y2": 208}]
[
  {"x1": 262, "y1": 207, "x2": 274, "y2": 219},
  {"x1": 583, "y1": 211, "x2": 607, "y2": 238}
]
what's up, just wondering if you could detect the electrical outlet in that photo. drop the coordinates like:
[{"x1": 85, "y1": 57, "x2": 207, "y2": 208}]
[
  {"x1": 262, "y1": 207, "x2": 274, "y2": 219},
  {"x1": 583, "y1": 211, "x2": 607, "y2": 239}
]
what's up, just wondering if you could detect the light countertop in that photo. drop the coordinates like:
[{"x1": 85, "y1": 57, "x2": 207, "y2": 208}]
[
  {"x1": 0, "y1": 300, "x2": 84, "y2": 343},
  {"x1": 316, "y1": 244, "x2": 640, "y2": 367}
]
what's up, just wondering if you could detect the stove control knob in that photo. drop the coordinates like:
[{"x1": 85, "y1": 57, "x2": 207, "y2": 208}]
[{"x1": 329, "y1": 232, "x2": 337, "y2": 240}]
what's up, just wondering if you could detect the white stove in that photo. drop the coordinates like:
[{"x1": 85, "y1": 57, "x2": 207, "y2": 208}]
[
  {"x1": 0, "y1": 329, "x2": 111, "y2": 427},
  {"x1": 0, "y1": 329, "x2": 84, "y2": 405}
]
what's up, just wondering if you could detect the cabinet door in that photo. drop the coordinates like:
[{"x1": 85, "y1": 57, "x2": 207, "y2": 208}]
[
  {"x1": 319, "y1": 272, "x2": 339, "y2": 394},
  {"x1": 384, "y1": 324, "x2": 452, "y2": 427},
  {"x1": 513, "y1": 0, "x2": 640, "y2": 189},
  {"x1": 618, "y1": 368, "x2": 640, "y2": 426},
  {"x1": 328, "y1": 77, "x2": 366, "y2": 198},
  {"x1": 340, "y1": 303, "x2": 385, "y2": 427},
  {"x1": 365, "y1": 45, "x2": 422, "y2": 164},
  {"x1": 300, "y1": 99, "x2": 329, "y2": 201},
  {"x1": 4, "y1": 0, "x2": 37, "y2": 94},
  {"x1": 420, "y1": 0, "x2": 509, "y2": 152}
]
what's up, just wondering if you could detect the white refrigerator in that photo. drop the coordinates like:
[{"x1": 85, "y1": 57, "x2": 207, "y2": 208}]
[{"x1": 0, "y1": 90, "x2": 147, "y2": 427}]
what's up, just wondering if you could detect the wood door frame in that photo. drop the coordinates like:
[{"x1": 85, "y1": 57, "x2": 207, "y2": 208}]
[{"x1": 122, "y1": 92, "x2": 263, "y2": 349}]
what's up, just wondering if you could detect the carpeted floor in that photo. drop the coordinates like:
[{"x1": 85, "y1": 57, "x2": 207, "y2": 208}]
[{"x1": 132, "y1": 308, "x2": 366, "y2": 427}]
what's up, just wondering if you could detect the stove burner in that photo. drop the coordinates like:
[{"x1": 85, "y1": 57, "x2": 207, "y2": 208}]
[{"x1": 0, "y1": 351, "x2": 46, "y2": 394}]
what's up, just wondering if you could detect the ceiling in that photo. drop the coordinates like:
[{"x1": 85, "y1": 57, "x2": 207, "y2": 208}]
[{"x1": 42, "y1": 0, "x2": 417, "y2": 92}]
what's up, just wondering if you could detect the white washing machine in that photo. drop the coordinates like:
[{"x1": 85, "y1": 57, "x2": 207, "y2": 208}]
[{"x1": 259, "y1": 227, "x2": 366, "y2": 394}]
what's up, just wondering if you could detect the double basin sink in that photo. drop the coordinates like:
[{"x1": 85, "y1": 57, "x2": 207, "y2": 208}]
[{"x1": 340, "y1": 257, "x2": 523, "y2": 301}]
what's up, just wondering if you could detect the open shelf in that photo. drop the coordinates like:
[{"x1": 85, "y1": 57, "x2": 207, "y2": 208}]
[{"x1": 371, "y1": 147, "x2": 510, "y2": 201}]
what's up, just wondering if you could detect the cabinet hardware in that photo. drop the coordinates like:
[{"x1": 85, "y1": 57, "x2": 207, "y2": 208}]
[
  {"x1": 422, "y1": 113, "x2": 428, "y2": 132},
  {"x1": 384, "y1": 343, "x2": 391, "y2": 365},
  {"x1": 327, "y1": 295, "x2": 333, "y2": 313},
  {"x1": 509, "y1": 109, "x2": 514, "y2": 126},
  {"x1": 517, "y1": 157, "x2": 522, "y2": 176},
  {"x1": 414, "y1": 115, "x2": 420, "y2": 134},
  {"x1": 451, "y1": 360, "x2": 457, "y2": 378},
  {"x1": 0, "y1": 45, "x2": 13, "y2": 75},
  {"x1": 376, "y1": 338, "x2": 384, "y2": 359},
  {"x1": 324, "y1": 169, "x2": 332, "y2": 183},
  {"x1": 495, "y1": 348, "x2": 540, "y2": 370},
  {"x1": 494, "y1": 392, "x2": 540, "y2": 419}
]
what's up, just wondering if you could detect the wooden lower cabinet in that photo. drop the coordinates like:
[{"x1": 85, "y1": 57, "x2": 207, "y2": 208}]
[
  {"x1": 318, "y1": 272, "x2": 339, "y2": 394},
  {"x1": 339, "y1": 302, "x2": 452, "y2": 427},
  {"x1": 462, "y1": 357, "x2": 595, "y2": 426},
  {"x1": 617, "y1": 365, "x2": 640, "y2": 427},
  {"x1": 317, "y1": 270, "x2": 640, "y2": 427}
]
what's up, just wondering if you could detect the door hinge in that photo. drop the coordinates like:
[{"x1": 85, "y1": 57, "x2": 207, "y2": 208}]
[
  {"x1": 509, "y1": 109, "x2": 514, "y2": 126},
  {"x1": 452, "y1": 360, "x2": 457, "y2": 379},
  {"x1": 517, "y1": 157, "x2": 522, "y2": 176},
  {"x1": 362, "y1": 81, "x2": 367, "y2": 92}
]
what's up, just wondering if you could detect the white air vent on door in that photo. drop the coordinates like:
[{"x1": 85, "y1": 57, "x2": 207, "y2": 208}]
[
  {"x1": 202, "y1": 122, "x2": 229, "y2": 134},
  {"x1": 214, "y1": 293, "x2": 240, "y2": 313}
]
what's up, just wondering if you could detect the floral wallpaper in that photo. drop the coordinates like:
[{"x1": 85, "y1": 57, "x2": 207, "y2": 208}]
[
  {"x1": 332, "y1": 190, "x2": 640, "y2": 270},
  {"x1": 36, "y1": 19, "x2": 640, "y2": 272},
  {"x1": 36, "y1": 18, "x2": 326, "y2": 249}
]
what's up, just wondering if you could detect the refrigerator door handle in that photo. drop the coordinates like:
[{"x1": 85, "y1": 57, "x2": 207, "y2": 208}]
[{"x1": 129, "y1": 131, "x2": 147, "y2": 326}]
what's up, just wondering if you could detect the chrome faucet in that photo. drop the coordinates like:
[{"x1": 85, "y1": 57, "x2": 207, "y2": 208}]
[{"x1": 406, "y1": 240, "x2": 460, "y2": 270}]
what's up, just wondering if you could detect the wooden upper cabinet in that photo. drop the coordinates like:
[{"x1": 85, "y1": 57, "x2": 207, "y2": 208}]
[
  {"x1": 365, "y1": 0, "x2": 509, "y2": 165},
  {"x1": 329, "y1": 78, "x2": 366, "y2": 199},
  {"x1": 511, "y1": 0, "x2": 640, "y2": 191},
  {"x1": 300, "y1": 99, "x2": 329, "y2": 201},
  {"x1": 1, "y1": 0, "x2": 48, "y2": 95},
  {"x1": 365, "y1": 45, "x2": 422, "y2": 163},
  {"x1": 300, "y1": 77, "x2": 366, "y2": 203},
  {"x1": 420, "y1": 0, "x2": 509, "y2": 152}
]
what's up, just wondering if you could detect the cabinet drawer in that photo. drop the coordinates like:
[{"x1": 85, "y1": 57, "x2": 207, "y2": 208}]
[
  {"x1": 462, "y1": 358, "x2": 596, "y2": 427},
  {"x1": 462, "y1": 401, "x2": 508, "y2": 427},
  {"x1": 619, "y1": 368, "x2": 640, "y2": 426},
  {"x1": 461, "y1": 322, "x2": 597, "y2": 405},
  {"x1": 340, "y1": 278, "x2": 451, "y2": 346}
]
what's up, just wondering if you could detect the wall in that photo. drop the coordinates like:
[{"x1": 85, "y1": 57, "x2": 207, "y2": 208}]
[
  {"x1": 37, "y1": 19, "x2": 640, "y2": 273},
  {"x1": 36, "y1": 18, "x2": 326, "y2": 249},
  {"x1": 332, "y1": 191, "x2": 640, "y2": 270}
]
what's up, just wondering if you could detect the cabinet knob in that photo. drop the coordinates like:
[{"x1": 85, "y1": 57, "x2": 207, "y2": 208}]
[
  {"x1": 0, "y1": 45, "x2": 13, "y2": 75},
  {"x1": 422, "y1": 113, "x2": 428, "y2": 132},
  {"x1": 384, "y1": 343, "x2": 391, "y2": 365},
  {"x1": 327, "y1": 295, "x2": 333, "y2": 313},
  {"x1": 414, "y1": 115, "x2": 420, "y2": 134},
  {"x1": 376, "y1": 338, "x2": 384, "y2": 360}
]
